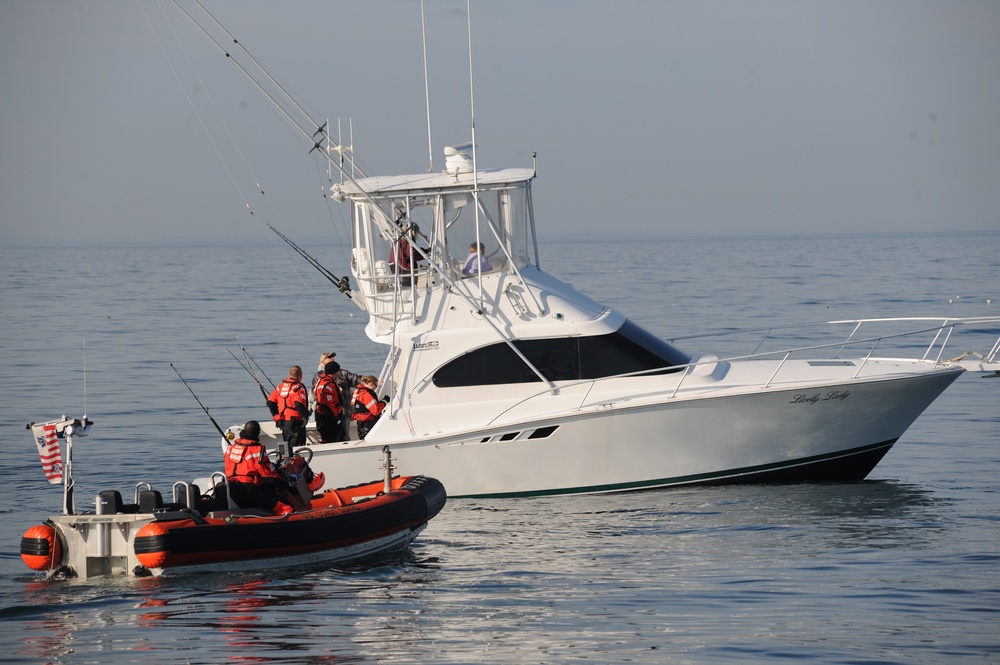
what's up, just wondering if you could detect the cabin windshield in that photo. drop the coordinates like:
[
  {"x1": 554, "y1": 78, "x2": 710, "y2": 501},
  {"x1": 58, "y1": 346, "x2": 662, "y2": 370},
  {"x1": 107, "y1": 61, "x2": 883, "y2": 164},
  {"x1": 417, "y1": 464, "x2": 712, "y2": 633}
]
[
  {"x1": 433, "y1": 320, "x2": 691, "y2": 387},
  {"x1": 436, "y1": 186, "x2": 533, "y2": 276}
]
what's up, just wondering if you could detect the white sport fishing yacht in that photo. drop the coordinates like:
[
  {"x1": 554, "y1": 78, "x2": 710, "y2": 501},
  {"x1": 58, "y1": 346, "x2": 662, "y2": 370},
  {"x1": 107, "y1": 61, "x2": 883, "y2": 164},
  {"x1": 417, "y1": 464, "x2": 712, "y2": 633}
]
[
  {"x1": 177, "y1": 5, "x2": 997, "y2": 498},
  {"x1": 230, "y1": 145, "x2": 999, "y2": 497}
]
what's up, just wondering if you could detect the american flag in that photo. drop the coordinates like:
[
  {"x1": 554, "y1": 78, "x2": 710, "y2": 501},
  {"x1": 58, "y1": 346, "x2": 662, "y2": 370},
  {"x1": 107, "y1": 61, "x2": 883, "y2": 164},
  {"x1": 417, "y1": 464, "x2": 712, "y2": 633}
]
[{"x1": 32, "y1": 422, "x2": 63, "y2": 484}]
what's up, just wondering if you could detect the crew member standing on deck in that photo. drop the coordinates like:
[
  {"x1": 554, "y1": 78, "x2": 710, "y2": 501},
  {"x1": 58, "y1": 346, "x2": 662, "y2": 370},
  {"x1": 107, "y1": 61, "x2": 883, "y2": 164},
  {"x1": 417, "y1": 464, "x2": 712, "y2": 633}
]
[
  {"x1": 330, "y1": 354, "x2": 363, "y2": 432},
  {"x1": 225, "y1": 420, "x2": 294, "y2": 515},
  {"x1": 266, "y1": 365, "x2": 309, "y2": 455},
  {"x1": 314, "y1": 360, "x2": 346, "y2": 443},
  {"x1": 311, "y1": 352, "x2": 334, "y2": 393},
  {"x1": 351, "y1": 375, "x2": 386, "y2": 440}
]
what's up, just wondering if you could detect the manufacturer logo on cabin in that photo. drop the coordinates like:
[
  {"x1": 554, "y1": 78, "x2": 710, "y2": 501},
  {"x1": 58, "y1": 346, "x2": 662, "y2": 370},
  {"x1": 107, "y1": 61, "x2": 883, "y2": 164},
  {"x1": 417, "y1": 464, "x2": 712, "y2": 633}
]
[{"x1": 413, "y1": 341, "x2": 440, "y2": 351}]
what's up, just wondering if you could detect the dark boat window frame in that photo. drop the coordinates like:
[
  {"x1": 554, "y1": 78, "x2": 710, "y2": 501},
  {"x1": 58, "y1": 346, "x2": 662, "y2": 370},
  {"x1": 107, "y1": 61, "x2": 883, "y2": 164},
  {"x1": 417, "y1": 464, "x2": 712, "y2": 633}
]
[{"x1": 432, "y1": 319, "x2": 690, "y2": 388}]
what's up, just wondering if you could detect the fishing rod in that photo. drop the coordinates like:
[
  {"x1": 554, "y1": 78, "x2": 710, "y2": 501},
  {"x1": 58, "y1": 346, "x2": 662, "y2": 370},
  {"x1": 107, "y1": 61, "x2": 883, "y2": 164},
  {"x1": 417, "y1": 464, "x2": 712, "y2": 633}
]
[
  {"x1": 227, "y1": 347, "x2": 269, "y2": 399},
  {"x1": 234, "y1": 334, "x2": 276, "y2": 390},
  {"x1": 168, "y1": 1, "x2": 420, "y2": 258},
  {"x1": 170, "y1": 363, "x2": 229, "y2": 441},
  {"x1": 170, "y1": 0, "x2": 366, "y2": 177},
  {"x1": 267, "y1": 224, "x2": 352, "y2": 296}
]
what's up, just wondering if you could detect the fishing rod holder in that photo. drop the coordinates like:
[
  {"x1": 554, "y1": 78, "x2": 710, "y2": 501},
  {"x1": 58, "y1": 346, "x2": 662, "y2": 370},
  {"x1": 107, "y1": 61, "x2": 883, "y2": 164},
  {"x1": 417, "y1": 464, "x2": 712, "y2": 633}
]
[{"x1": 381, "y1": 446, "x2": 395, "y2": 495}]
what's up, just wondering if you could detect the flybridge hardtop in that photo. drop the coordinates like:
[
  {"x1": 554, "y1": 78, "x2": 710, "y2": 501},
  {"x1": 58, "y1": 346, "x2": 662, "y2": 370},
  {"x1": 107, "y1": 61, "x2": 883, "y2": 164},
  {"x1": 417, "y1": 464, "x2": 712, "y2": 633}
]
[{"x1": 335, "y1": 167, "x2": 537, "y2": 197}]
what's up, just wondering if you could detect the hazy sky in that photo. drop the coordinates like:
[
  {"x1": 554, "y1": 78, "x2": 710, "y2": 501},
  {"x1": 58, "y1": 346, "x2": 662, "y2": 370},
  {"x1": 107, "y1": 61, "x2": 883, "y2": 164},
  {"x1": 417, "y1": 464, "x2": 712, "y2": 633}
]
[{"x1": 2, "y1": 0, "x2": 999, "y2": 247}]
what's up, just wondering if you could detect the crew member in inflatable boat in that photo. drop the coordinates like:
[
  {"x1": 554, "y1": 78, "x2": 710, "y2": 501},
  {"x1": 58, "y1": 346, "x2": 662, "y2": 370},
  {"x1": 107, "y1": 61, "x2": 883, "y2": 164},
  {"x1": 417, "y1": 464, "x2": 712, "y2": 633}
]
[
  {"x1": 351, "y1": 376, "x2": 386, "y2": 440},
  {"x1": 266, "y1": 365, "x2": 309, "y2": 454},
  {"x1": 225, "y1": 420, "x2": 295, "y2": 516},
  {"x1": 314, "y1": 360, "x2": 347, "y2": 443}
]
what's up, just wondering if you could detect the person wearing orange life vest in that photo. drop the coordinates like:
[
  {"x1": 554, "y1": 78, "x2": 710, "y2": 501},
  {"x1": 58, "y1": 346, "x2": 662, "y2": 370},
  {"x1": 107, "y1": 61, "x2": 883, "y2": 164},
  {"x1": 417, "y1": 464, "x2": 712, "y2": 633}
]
[
  {"x1": 224, "y1": 420, "x2": 294, "y2": 515},
  {"x1": 351, "y1": 375, "x2": 387, "y2": 440},
  {"x1": 266, "y1": 365, "x2": 309, "y2": 456},
  {"x1": 310, "y1": 351, "x2": 362, "y2": 422},
  {"x1": 314, "y1": 360, "x2": 347, "y2": 443}
]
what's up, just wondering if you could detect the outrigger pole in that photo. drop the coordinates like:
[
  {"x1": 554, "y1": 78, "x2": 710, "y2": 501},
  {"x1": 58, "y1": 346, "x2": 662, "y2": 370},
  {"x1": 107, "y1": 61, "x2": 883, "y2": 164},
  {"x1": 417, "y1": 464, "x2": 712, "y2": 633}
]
[{"x1": 170, "y1": 364, "x2": 230, "y2": 441}]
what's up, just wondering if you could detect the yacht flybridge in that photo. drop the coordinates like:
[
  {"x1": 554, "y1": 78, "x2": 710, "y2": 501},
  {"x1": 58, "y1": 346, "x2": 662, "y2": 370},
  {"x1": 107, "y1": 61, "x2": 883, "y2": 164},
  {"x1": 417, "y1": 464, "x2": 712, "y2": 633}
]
[{"x1": 226, "y1": 147, "x2": 999, "y2": 498}]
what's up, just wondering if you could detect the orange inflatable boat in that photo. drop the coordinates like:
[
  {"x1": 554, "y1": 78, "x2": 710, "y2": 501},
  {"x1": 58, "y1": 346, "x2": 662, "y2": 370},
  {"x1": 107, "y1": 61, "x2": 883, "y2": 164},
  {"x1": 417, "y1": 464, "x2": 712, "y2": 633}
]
[{"x1": 21, "y1": 446, "x2": 446, "y2": 579}]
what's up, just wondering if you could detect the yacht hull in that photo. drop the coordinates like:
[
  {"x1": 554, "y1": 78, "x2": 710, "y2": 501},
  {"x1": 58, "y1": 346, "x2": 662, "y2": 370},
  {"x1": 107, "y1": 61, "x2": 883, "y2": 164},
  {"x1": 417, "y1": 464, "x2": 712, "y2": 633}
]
[{"x1": 298, "y1": 366, "x2": 962, "y2": 498}]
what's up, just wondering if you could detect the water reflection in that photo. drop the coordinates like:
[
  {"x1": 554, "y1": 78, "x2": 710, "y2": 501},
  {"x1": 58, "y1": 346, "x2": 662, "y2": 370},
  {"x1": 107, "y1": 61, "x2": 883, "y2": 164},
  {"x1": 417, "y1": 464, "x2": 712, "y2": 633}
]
[
  {"x1": 14, "y1": 616, "x2": 75, "y2": 662},
  {"x1": 128, "y1": 556, "x2": 432, "y2": 662},
  {"x1": 584, "y1": 480, "x2": 948, "y2": 550},
  {"x1": 725, "y1": 481, "x2": 946, "y2": 550}
]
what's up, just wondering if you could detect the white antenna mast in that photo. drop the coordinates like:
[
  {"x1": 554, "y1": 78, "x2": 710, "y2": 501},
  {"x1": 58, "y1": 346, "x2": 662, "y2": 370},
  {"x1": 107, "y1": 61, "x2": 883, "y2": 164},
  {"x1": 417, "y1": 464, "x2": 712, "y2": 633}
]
[
  {"x1": 421, "y1": 0, "x2": 434, "y2": 172},
  {"x1": 83, "y1": 340, "x2": 87, "y2": 418},
  {"x1": 326, "y1": 117, "x2": 332, "y2": 184},
  {"x1": 467, "y1": 0, "x2": 478, "y2": 181},
  {"x1": 467, "y1": 0, "x2": 487, "y2": 308}
]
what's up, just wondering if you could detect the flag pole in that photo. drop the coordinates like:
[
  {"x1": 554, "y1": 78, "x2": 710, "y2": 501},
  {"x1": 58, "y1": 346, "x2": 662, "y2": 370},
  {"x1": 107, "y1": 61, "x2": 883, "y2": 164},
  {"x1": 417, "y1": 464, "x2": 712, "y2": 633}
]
[
  {"x1": 28, "y1": 415, "x2": 90, "y2": 515},
  {"x1": 63, "y1": 429, "x2": 74, "y2": 515}
]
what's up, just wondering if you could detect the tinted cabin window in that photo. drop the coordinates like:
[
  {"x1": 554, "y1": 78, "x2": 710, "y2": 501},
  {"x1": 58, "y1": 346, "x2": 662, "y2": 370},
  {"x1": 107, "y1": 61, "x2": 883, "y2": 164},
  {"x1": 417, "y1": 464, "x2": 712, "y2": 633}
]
[
  {"x1": 433, "y1": 320, "x2": 690, "y2": 387},
  {"x1": 433, "y1": 343, "x2": 540, "y2": 387}
]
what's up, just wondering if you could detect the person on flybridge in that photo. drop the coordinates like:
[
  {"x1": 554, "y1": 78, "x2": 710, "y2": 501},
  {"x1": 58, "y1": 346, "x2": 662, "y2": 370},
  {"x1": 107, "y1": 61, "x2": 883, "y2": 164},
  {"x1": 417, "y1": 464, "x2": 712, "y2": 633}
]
[
  {"x1": 389, "y1": 220, "x2": 426, "y2": 287},
  {"x1": 462, "y1": 242, "x2": 493, "y2": 276}
]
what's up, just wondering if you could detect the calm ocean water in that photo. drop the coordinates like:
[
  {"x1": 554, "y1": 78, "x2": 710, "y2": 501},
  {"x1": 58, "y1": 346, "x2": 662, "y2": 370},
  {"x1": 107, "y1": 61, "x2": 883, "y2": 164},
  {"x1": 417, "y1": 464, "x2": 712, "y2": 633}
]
[{"x1": 0, "y1": 233, "x2": 998, "y2": 664}]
